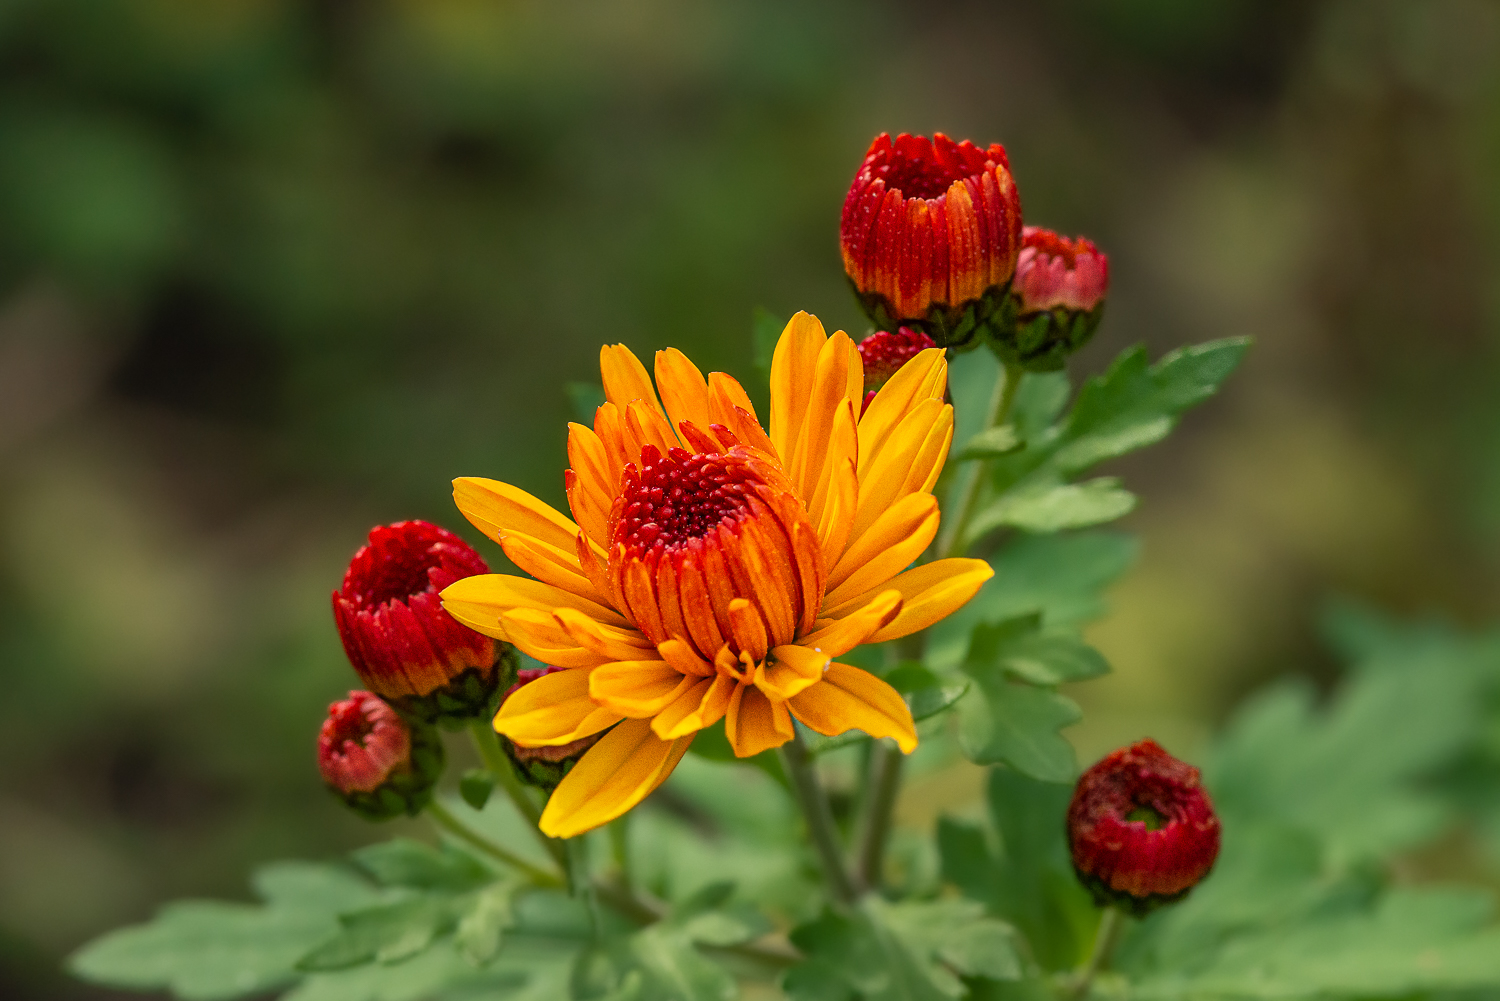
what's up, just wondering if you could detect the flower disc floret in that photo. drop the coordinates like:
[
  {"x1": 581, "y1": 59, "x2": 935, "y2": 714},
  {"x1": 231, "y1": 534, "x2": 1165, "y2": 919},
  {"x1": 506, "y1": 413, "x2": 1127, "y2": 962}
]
[
  {"x1": 442, "y1": 312, "x2": 994, "y2": 837},
  {"x1": 1067, "y1": 738, "x2": 1221, "y2": 915}
]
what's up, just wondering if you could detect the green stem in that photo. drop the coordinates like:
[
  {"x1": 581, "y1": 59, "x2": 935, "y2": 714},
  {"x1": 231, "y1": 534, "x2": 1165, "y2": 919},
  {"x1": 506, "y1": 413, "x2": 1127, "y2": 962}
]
[
  {"x1": 852, "y1": 739, "x2": 903, "y2": 893},
  {"x1": 779, "y1": 730, "x2": 857, "y2": 907},
  {"x1": 1069, "y1": 907, "x2": 1124, "y2": 1000},
  {"x1": 466, "y1": 719, "x2": 571, "y2": 876},
  {"x1": 425, "y1": 799, "x2": 563, "y2": 887},
  {"x1": 608, "y1": 815, "x2": 634, "y2": 893},
  {"x1": 567, "y1": 835, "x2": 600, "y2": 936},
  {"x1": 936, "y1": 359, "x2": 1018, "y2": 560}
]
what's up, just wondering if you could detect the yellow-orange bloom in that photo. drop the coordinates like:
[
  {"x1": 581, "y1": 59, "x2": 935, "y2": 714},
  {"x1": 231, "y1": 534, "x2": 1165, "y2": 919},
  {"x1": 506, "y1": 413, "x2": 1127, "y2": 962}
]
[{"x1": 441, "y1": 313, "x2": 992, "y2": 837}]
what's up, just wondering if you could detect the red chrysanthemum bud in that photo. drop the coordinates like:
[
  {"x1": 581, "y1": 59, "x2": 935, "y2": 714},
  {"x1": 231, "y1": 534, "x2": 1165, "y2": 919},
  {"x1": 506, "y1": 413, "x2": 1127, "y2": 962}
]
[
  {"x1": 318, "y1": 690, "x2": 444, "y2": 820},
  {"x1": 998, "y1": 226, "x2": 1110, "y2": 371},
  {"x1": 333, "y1": 520, "x2": 515, "y2": 725},
  {"x1": 841, "y1": 132, "x2": 1024, "y2": 350},
  {"x1": 498, "y1": 666, "x2": 604, "y2": 791},
  {"x1": 1067, "y1": 739, "x2": 1221, "y2": 915},
  {"x1": 857, "y1": 327, "x2": 937, "y2": 414}
]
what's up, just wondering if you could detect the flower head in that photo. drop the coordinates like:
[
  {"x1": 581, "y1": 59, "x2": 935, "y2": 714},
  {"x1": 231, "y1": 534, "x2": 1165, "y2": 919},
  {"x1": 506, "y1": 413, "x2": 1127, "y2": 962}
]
[
  {"x1": 443, "y1": 312, "x2": 992, "y2": 837},
  {"x1": 841, "y1": 133, "x2": 1023, "y2": 349},
  {"x1": 1067, "y1": 739, "x2": 1221, "y2": 915},
  {"x1": 333, "y1": 520, "x2": 511, "y2": 724},
  {"x1": 998, "y1": 226, "x2": 1110, "y2": 371},
  {"x1": 499, "y1": 666, "x2": 604, "y2": 790},
  {"x1": 857, "y1": 328, "x2": 936, "y2": 414},
  {"x1": 318, "y1": 690, "x2": 444, "y2": 819}
]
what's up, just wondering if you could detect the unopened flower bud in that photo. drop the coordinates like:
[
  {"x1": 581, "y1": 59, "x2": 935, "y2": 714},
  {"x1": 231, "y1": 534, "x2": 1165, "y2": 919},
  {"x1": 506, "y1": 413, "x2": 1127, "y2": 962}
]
[
  {"x1": 841, "y1": 132, "x2": 1023, "y2": 350},
  {"x1": 1067, "y1": 739, "x2": 1221, "y2": 915},
  {"x1": 997, "y1": 227, "x2": 1110, "y2": 371},
  {"x1": 857, "y1": 327, "x2": 936, "y2": 414},
  {"x1": 497, "y1": 666, "x2": 603, "y2": 790},
  {"x1": 318, "y1": 690, "x2": 444, "y2": 820},
  {"x1": 333, "y1": 520, "x2": 515, "y2": 726}
]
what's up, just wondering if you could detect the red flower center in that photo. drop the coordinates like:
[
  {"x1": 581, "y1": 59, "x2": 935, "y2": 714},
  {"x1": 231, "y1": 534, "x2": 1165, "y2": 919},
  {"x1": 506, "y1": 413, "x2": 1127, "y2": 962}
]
[
  {"x1": 870, "y1": 133, "x2": 996, "y2": 199},
  {"x1": 325, "y1": 697, "x2": 378, "y2": 747},
  {"x1": 614, "y1": 445, "x2": 761, "y2": 561},
  {"x1": 1022, "y1": 227, "x2": 1086, "y2": 269},
  {"x1": 318, "y1": 691, "x2": 412, "y2": 794}
]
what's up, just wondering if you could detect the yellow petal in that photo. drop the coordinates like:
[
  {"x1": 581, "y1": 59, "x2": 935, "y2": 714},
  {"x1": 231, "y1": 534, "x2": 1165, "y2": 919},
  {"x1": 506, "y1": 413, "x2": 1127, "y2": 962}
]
[
  {"x1": 756, "y1": 644, "x2": 830, "y2": 701},
  {"x1": 495, "y1": 608, "x2": 608, "y2": 668},
  {"x1": 442, "y1": 573, "x2": 631, "y2": 629},
  {"x1": 589, "y1": 660, "x2": 698, "y2": 717},
  {"x1": 768, "y1": 312, "x2": 827, "y2": 467},
  {"x1": 726, "y1": 682, "x2": 794, "y2": 757},
  {"x1": 497, "y1": 532, "x2": 606, "y2": 606},
  {"x1": 600, "y1": 343, "x2": 667, "y2": 424},
  {"x1": 788, "y1": 663, "x2": 917, "y2": 753},
  {"x1": 540, "y1": 718, "x2": 693, "y2": 838},
  {"x1": 798, "y1": 590, "x2": 903, "y2": 659},
  {"x1": 707, "y1": 371, "x2": 759, "y2": 427},
  {"x1": 494, "y1": 668, "x2": 623, "y2": 746},
  {"x1": 655, "y1": 348, "x2": 713, "y2": 435},
  {"x1": 566, "y1": 422, "x2": 618, "y2": 545},
  {"x1": 653, "y1": 672, "x2": 734, "y2": 739},
  {"x1": 551, "y1": 607, "x2": 655, "y2": 661},
  {"x1": 848, "y1": 399, "x2": 953, "y2": 549},
  {"x1": 789, "y1": 332, "x2": 862, "y2": 507},
  {"x1": 858, "y1": 348, "x2": 947, "y2": 464},
  {"x1": 823, "y1": 558, "x2": 994, "y2": 643},
  {"x1": 825, "y1": 493, "x2": 940, "y2": 607},
  {"x1": 453, "y1": 477, "x2": 580, "y2": 554},
  {"x1": 657, "y1": 638, "x2": 715, "y2": 678}
]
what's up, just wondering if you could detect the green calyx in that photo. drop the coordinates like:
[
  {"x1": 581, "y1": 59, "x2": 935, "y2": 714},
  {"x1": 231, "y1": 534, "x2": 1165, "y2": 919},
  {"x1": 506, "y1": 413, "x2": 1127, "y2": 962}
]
[
  {"x1": 850, "y1": 280, "x2": 1013, "y2": 352},
  {"x1": 1072, "y1": 864, "x2": 1193, "y2": 918},
  {"x1": 501, "y1": 732, "x2": 601, "y2": 791},
  {"x1": 332, "y1": 722, "x2": 446, "y2": 821},
  {"x1": 990, "y1": 303, "x2": 1105, "y2": 372},
  {"x1": 386, "y1": 645, "x2": 518, "y2": 730}
]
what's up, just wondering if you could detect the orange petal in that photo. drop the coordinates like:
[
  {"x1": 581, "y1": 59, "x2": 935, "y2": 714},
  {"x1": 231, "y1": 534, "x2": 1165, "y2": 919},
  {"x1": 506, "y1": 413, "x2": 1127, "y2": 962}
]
[
  {"x1": 539, "y1": 718, "x2": 693, "y2": 838},
  {"x1": 496, "y1": 608, "x2": 609, "y2": 668},
  {"x1": 655, "y1": 348, "x2": 713, "y2": 434},
  {"x1": 768, "y1": 312, "x2": 827, "y2": 466},
  {"x1": 788, "y1": 663, "x2": 917, "y2": 753},
  {"x1": 658, "y1": 638, "x2": 715, "y2": 678},
  {"x1": 727, "y1": 597, "x2": 769, "y2": 663},
  {"x1": 589, "y1": 660, "x2": 698, "y2": 717},
  {"x1": 726, "y1": 682, "x2": 794, "y2": 757},
  {"x1": 442, "y1": 573, "x2": 630, "y2": 629},
  {"x1": 799, "y1": 589, "x2": 903, "y2": 659},
  {"x1": 552, "y1": 607, "x2": 655, "y2": 661},
  {"x1": 566, "y1": 422, "x2": 618, "y2": 545},
  {"x1": 494, "y1": 668, "x2": 623, "y2": 747},
  {"x1": 600, "y1": 344, "x2": 667, "y2": 424},
  {"x1": 707, "y1": 371, "x2": 759, "y2": 427},
  {"x1": 453, "y1": 477, "x2": 580, "y2": 554},
  {"x1": 823, "y1": 558, "x2": 993, "y2": 643},
  {"x1": 652, "y1": 673, "x2": 734, "y2": 739}
]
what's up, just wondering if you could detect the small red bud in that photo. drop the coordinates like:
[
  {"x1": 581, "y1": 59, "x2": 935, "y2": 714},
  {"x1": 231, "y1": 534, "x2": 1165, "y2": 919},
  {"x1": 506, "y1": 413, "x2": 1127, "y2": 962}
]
[
  {"x1": 856, "y1": 327, "x2": 937, "y2": 414},
  {"x1": 841, "y1": 132, "x2": 1023, "y2": 350},
  {"x1": 332, "y1": 520, "x2": 512, "y2": 725},
  {"x1": 318, "y1": 691, "x2": 444, "y2": 820},
  {"x1": 996, "y1": 226, "x2": 1110, "y2": 371},
  {"x1": 1067, "y1": 739, "x2": 1221, "y2": 915},
  {"x1": 497, "y1": 666, "x2": 604, "y2": 790}
]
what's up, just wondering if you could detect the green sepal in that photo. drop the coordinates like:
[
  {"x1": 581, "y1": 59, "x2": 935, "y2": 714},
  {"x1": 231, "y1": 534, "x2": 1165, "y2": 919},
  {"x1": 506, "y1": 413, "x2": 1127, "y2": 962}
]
[
  {"x1": 989, "y1": 303, "x2": 1104, "y2": 372},
  {"x1": 848, "y1": 278, "x2": 1013, "y2": 352},
  {"x1": 388, "y1": 645, "x2": 517, "y2": 729}
]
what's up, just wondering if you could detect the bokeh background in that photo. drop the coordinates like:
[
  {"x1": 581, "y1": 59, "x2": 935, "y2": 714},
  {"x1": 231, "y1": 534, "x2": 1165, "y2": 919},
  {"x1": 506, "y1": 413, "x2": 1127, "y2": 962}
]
[{"x1": 2, "y1": 0, "x2": 1498, "y2": 996}]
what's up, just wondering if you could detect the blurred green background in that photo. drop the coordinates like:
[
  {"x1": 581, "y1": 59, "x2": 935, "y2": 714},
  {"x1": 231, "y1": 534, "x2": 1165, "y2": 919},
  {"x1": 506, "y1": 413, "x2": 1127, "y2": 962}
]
[{"x1": 1, "y1": 0, "x2": 1498, "y2": 996}]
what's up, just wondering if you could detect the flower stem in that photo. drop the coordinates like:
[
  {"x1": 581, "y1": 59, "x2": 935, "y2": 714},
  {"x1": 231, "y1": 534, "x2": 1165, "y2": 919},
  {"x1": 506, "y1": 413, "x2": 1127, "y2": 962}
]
[
  {"x1": 466, "y1": 719, "x2": 571, "y2": 876},
  {"x1": 779, "y1": 730, "x2": 857, "y2": 907},
  {"x1": 1069, "y1": 907, "x2": 1124, "y2": 1000},
  {"x1": 609, "y1": 815, "x2": 634, "y2": 893},
  {"x1": 852, "y1": 738, "x2": 903, "y2": 892},
  {"x1": 936, "y1": 359, "x2": 1018, "y2": 560},
  {"x1": 424, "y1": 799, "x2": 563, "y2": 887}
]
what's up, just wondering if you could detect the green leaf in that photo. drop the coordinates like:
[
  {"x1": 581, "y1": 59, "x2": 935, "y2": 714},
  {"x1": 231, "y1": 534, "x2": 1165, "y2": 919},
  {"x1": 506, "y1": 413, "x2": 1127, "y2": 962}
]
[
  {"x1": 957, "y1": 655, "x2": 1081, "y2": 782},
  {"x1": 352, "y1": 838, "x2": 494, "y2": 892},
  {"x1": 967, "y1": 476, "x2": 1136, "y2": 539},
  {"x1": 869, "y1": 897, "x2": 1023, "y2": 984},
  {"x1": 455, "y1": 884, "x2": 514, "y2": 967},
  {"x1": 459, "y1": 768, "x2": 496, "y2": 811},
  {"x1": 955, "y1": 425, "x2": 1021, "y2": 462},
  {"x1": 939, "y1": 769, "x2": 1095, "y2": 972},
  {"x1": 565, "y1": 382, "x2": 606, "y2": 424},
  {"x1": 965, "y1": 616, "x2": 1111, "y2": 686},
  {"x1": 68, "y1": 862, "x2": 380, "y2": 1001},
  {"x1": 297, "y1": 897, "x2": 457, "y2": 971},
  {"x1": 886, "y1": 662, "x2": 970, "y2": 723},
  {"x1": 629, "y1": 923, "x2": 737, "y2": 1001}
]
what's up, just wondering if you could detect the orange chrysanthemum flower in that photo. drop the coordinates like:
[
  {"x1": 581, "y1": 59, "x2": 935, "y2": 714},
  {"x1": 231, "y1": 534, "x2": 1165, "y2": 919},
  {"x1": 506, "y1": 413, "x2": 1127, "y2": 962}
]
[{"x1": 441, "y1": 313, "x2": 992, "y2": 837}]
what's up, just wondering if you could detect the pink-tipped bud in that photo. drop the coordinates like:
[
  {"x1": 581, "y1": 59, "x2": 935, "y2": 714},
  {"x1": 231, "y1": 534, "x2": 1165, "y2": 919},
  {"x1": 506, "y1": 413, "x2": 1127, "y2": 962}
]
[
  {"x1": 318, "y1": 691, "x2": 444, "y2": 820},
  {"x1": 332, "y1": 520, "x2": 514, "y2": 725},
  {"x1": 1067, "y1": 739, "x2": 1220, "y2": 915},
  {"x1": 996, "y1": 226, "x2": 1110, "y2": 371}
]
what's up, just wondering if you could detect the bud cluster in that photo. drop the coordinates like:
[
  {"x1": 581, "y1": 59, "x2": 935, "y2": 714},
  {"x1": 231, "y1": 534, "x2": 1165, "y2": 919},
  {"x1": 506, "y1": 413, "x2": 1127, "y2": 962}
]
[{"x1": 841, "y1": 133, "x2": 1110, "y2": 372}]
